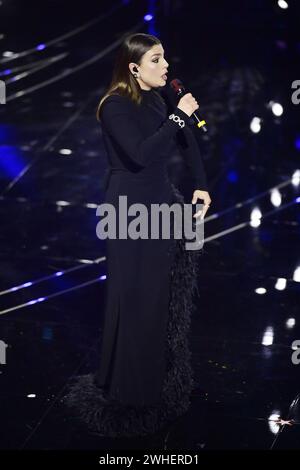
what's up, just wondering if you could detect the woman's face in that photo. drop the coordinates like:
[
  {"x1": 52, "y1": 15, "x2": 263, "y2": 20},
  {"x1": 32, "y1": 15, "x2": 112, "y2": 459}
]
[{"x1": 130, "y1": 43, "x2": 169, "y2": 90}]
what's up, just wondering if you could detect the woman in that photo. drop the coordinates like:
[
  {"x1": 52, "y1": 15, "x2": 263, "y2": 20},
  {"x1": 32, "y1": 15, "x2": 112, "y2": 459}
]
[{"x1": 64, "y1": 33, "x2": 211, "y2": 438}]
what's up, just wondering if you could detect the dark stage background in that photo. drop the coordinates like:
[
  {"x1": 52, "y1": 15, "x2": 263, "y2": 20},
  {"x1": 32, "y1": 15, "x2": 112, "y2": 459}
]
[{"x1": 0, "y1": 0, "x2": 299, "y2": 452}]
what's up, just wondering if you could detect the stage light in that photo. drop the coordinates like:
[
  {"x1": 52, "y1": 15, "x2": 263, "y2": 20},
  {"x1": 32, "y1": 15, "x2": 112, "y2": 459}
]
[
  {"x1": 144, "y1": 14, "x2": 153, "y2": 21},
  {"x1": 293, "y1": 266, "x2": 300, "y2": 282},
  {"x1": 22, "y1": 282, "x2": 33, "y2": 288},
  {"x1": 251, "y1": 207, "x2": 262, "y2": 219},
  {"x1": 277, "y1": 0, "x2": 288, "y2": 9},
  {"x1": 100, "y1": 275, "x2": 107, "y2": 280},
  {"x1": 2, "y1": 51, "x2": 14, "y2": 57},
  {"x1": 262, "y1": 326, "x2": 274, "y2": 346},
  {"x1": 36, "y1": 44, "x2": 46, "y2": 51},
  {"x1": 292, "y1": 169, "x2": 300, "y2": 186},
  {"x1": 59, "y1": 148, "x2": 72, "y2": 155},
  {"x1": 286, "y1": 318, "x2": 296, "y2": 329},
  {"x1": 11, "y1": 281, "x2": 33, "y2": 292},
  {"x1": 250, "y1": 117, "x2": 261, "y2": 133},
  {"x1": 56, "y1": 200, "x2": 70, "y2": 206},
  {"x1": 271, "y1": 102, "x2": 283, "y2": 116},
  {"x1": 268, "y1": 412, "x2": 281, "y2": 435},
  {"x1": 250, "y1": 207, "x2": 262, "y2": 227},
  {"x1": 28, "y1": 297, "x2": 45, "y2": 305},
  {"x1": 275, "y1": 278, "x2": 287, "y2": 290},
  {"x1": 55, "y1": 271, "x2": 63, "y2": 276},
  {"x1": 270, "y1": 188, "x2": 282, "y2": 207},
  {"x1": 27, "y1": 394, "x2": 37, "y2": 398},
  {"x1": 250, "y1": 218, "x2": 261, "y2": 227},
  {"x1": 255, "y1": 287, "x2": 266, "y2": 295}
]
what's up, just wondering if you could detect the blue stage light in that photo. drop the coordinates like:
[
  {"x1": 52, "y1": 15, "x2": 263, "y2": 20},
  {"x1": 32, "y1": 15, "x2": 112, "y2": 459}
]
[{"x1": 144, "y1": 14, "x2": 153, "y2": 21}]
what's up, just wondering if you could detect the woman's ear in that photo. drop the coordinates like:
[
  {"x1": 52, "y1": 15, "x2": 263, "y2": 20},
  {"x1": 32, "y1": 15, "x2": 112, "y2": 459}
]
[
  {"x1": 129, "y1": 63, "x2": 139, "y2": 78},
  {"x1": 129, "y1": 63, "x2": 138, "y2": 74}
]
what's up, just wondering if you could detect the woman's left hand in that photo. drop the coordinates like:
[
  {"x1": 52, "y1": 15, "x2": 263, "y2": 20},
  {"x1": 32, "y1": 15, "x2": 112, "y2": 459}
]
[{"x1": 191, "y1": 190, "x2": 212, "y2": 219}]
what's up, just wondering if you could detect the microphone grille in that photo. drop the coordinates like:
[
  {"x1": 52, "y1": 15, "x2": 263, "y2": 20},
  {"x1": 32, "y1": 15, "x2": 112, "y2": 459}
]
[{"x1": 170, "y1": 78, "x2": 185, "y2": 94}]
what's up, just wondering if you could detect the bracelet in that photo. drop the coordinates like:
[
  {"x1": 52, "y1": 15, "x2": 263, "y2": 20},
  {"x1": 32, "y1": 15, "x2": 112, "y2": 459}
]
[{"x1": 169, "y1": 113, "x2": 185, "y2": 128}]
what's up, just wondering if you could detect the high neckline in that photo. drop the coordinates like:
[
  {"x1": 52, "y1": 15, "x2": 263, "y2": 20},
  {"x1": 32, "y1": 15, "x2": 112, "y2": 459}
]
[{"x1": 140, "y1": 88, "x2": 153, "y2": 93}]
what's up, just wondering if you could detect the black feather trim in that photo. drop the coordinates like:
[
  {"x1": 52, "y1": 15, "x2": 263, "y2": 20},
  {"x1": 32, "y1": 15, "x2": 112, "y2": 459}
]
[{"x1": 62, "y1": 184, "x2": 203, "y2": 437}]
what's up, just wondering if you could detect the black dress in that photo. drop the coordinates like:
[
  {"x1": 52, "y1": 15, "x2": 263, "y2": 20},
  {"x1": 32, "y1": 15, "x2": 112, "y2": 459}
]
[{"x1": 64, "y1": 87, "x2": 208, "y2": 437}]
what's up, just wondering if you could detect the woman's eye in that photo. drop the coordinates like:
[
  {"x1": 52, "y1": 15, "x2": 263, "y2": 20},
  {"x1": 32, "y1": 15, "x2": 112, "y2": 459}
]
[{"x1": 153, "y1": 56, "x2": 165, "y2": 63}]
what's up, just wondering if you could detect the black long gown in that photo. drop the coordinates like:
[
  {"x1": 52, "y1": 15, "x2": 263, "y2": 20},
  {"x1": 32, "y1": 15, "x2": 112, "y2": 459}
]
[{"x1": 64, "y1": 87, "x2": 208, "y2": 437}]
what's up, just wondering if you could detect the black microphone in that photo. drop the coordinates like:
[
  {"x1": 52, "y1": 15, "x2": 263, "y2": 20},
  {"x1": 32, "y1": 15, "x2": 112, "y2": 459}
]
[{"x1": 170, "y1": 78, "x2": 207, "y2": 132}]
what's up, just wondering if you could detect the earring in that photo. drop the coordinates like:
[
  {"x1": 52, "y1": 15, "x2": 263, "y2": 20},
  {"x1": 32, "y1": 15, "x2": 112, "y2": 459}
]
[{"x1": 132, "y1": 67, "x2": 139, "y2": 78}]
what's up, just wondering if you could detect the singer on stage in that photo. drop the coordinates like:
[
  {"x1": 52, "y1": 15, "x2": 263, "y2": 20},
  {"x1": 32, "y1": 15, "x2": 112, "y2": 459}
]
[{"x1": 64, "y1": 33, "x2": 211, "y2": 437}]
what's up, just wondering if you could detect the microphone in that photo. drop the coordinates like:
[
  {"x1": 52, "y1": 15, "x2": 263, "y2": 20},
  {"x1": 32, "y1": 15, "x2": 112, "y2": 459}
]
[{"x1": 170, "y1": 78, "x2": 207, "y2": 132}]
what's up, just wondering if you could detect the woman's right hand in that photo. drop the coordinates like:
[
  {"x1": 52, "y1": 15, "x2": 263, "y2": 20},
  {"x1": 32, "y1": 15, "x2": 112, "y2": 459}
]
[{"x1": 177, "y1": 93, "x2": 199, "y2": 117}]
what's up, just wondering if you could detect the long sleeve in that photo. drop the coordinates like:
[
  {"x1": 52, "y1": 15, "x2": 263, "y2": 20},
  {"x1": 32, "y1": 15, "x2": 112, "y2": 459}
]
[
  {"x1": 100, "y1": 95, "x2": 191, "y2": 169},
  {"x1": 175, "y1": 125, "x2": 209, "y2": 191},
  {"x1": 158, "y1": 87, "x2": 209, "y2": 191}
]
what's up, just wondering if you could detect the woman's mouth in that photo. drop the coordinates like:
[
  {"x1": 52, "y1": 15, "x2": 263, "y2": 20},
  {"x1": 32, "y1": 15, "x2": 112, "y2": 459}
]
[{"x1": 161, "y1": 74, "x2": 167, "y2": 80}]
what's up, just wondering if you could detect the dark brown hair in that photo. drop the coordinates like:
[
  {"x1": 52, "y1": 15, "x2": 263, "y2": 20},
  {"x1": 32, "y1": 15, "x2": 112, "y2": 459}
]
[{"x1": 96, "y1": 33, "x2": 163, "y2": 121}]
